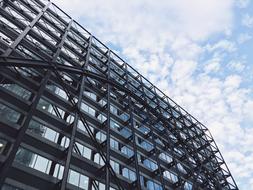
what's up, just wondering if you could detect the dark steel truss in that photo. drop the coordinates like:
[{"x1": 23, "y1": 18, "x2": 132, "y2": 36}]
[{"x1": 0, "y1": 0, "x2": 238, "y2": 190}]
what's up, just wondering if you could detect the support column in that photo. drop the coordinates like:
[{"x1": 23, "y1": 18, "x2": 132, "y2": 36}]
[{"x1": 105, "y1": 50, "x2": 111, "y2": 190}]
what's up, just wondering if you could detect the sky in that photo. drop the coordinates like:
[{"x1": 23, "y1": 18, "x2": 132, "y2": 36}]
[{"x1": 53, "y1": 0, "x2": 253, "y2": 189}]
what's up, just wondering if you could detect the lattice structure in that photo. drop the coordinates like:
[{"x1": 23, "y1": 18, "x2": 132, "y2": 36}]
[{"x1": 0, "y1": 0, "x2": 238, "y2": 190}]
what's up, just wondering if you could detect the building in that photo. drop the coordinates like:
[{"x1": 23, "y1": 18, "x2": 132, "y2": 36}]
[{"x1": 0, "y1": 0, "x2": 238, "y2": 189}]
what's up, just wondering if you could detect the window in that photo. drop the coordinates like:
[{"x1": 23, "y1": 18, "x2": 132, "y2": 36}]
[
  {"x1": 0, "y1": 82, "x2": 32, "y2": 100},
  {"x1": 136, "y1": 124, "x2": 150, "y2": 135},
  {"x1": 122, "y1": 168, "x2": 136, "y2": 181},
  {"x1": 37, "y1": 98, "x2": 73, "y2": 123},
  {"x1": 84, "y1": 91, "x2": 97, "y2": 101},
  {"x1": 177, "y1": 163, "x2": 187, "y2": 174},
  {"x1": 68, "y1": 169, "x2": 89, "y2": 189},
  {"x1": 110, "y1": 138, "x2": 119, "y2": 150},
  {"x1": 0, "y1": 138, "x2": 8, "y2": 154},
  {"x1": 96, "y1": 131, "x2": 106, "y2": 142},
  {"x1": 146, "y1": 180, "x2": 162, "y2": 190},
  {"x1": 172, "y1": 110, "x2": 180, "y2": 118},
  {"x1": 53, "y1": 164, "x2": 64, "y2": 179},
  {"x1": 143, "y1": 158, "x2": 158, "y2": 171},
  {"x1": 92, "y1": 181, "x2": 105, "y2": 190},
  {"x1": 174, "y1": 147, "x2": 184, "y2": 156},
  {"x1": 159, "y1": 152, "x2": 173, "y2": 163},
  {"x1": 77, "y1": 120, "x2": 94, "y2": 133},
  {"x1": 154, "y1": 123, "x2": 165, "y2": 131},
  {"x1": 110, "y1": 160, "x2": 120, "y2": 174},
  {"x1": 110, "y1": 105, "x2": 118, "y2": 115},
  {"x1": 81, "y1": 102, "x2": 96, "y2": 117},
  {"x1": 46, "y1": 84, "x2": 67, "y2": 100},
  {"x1": 120, "y1": 127, "x2": 132, "y2": 139},
  {"x1": 121, "y1": 146, "x2": 134, "y2": 158},
  {"x1": 137, "y1": 137, "x2": 153, "y2": 152},
  {"x1": 74, "y1": 142, "x2": 91, "y2": 159},
  {"x1": 110, "y1": 120, "x2": 120, "y2": 130},
  {"x1": 15, "y1": 148, "x2": 52, "y2": 174},
  {"x1": 28, "y1": 120, "x2": 59, "y2": 143},
  {"x1": 110, "y1": 120, "x2": 132, "y2": 139},
  {"x1": 60, "y1": 136, "x2": 70, "y2": 148},
  {"x1": 184, "y1": 181, "x2": 193, "y2": 190},
  {"x1": 94, "y1": 153, "x2": 105, "y2": 166},
  {"x1": 155, "y1": 138, "x2": 164, "y2": 146},
  {"x1": 163, "y1": 170, "x2": 178, "y2": 183},
  {"x1": 120, "y1": 113, "x2": 129, "y2": 122},
  {"x1": 188, "y1": 156, "x2": 197, "y2": 166},
  {"x1": 0, "y1": 103, "x2": 21, "y2": 124},
  {"x1": 97, "y1": 113, "x2": 107, "y2": 122}
]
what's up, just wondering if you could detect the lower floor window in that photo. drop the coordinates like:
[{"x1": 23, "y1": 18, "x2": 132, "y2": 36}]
[
  {"x1": 68, "y1": 169, "x2": 89, "y2": 190},
  {"x1": 15, "y1": 147, "x2": 52, "y2": 174}
]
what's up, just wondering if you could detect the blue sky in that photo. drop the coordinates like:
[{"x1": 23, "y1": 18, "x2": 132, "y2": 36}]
[{"x1": 53, "y1": 0, "x2": 253, "y2": 189}]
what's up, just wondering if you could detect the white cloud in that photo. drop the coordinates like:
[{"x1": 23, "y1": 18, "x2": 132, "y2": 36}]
[
  {"x1": 204, "y1": 58, "x2": 221, "y2": 73},
  {"x1": 224, "y1": 75, "x2": 242, "y2": 90},
  {"x1": 171, "y1": 60, "x2": 197, "y2": 82},
  {"x1": 206, "y1": 39, "x2": 236, "y2": 53},
  {"x1": 236, "y1": 0, "x2": 250, "y2": 8},
  {"x1": 237, "y1": 33, "x2": 252, "y2": 44},
  {"x1": 228, "y1": 61, "x2": 245, "y2": 72},
  {"x1": 242, "y1": 14, "x2": 253, "y2": 28},
  {"x1": 171, "y1": 37, "x2": 203, "y2": 60}
]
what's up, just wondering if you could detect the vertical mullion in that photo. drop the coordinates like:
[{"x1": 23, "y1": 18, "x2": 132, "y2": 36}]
[
  {"x1": 125, "y1": 64, "x2": 141, "y2": 190},
  {"x1": 105, "y1": 50, "x2": 111, "y2": 190}
]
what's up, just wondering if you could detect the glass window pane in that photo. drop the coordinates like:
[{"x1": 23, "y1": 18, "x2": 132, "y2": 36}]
[
  {"x1": 53, "y1": 164, "x2": 64, "y2": 179},
  {"x1": 0, "y1": 83, "x2": 32, "y2": 100},
  {"x1": 0, "y1": 103, "x2": 21, "y2": 124},
  {"x1": 68, "y1": 170, "x2": 80, "y2": 186},
  {"x1": 15, "y1": 148, "x2": 35, "y2": 167},
  {"x1": 79, "y1": 174, "x2": 89, "y2": 189},
  {"x1": 0, "y1": 139, "x2": 8, "y2": 154},
  {"x1": 33, "y1": 155, "x2": 51, "y2": 174}
]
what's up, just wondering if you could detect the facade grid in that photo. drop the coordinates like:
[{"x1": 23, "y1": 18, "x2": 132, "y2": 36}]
[{"x1": 0, "y1": 0, "x2": 238, "y2": 190}]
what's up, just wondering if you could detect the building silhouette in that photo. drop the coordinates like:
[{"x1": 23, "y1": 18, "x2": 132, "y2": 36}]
[{"x1": 0, "y1": 0, "x2": 238, "y2": 189}]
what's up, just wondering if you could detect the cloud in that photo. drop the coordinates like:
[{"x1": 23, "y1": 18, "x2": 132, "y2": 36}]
[
  {"x1": 228, "y1": 61, "x2": 245, "y2": 72},
  {"x1": 224, "y1": 75, "x2": 242, "y2": 90},
  {"x1": 206, "y1": 39, "x2": 236, "y2": 53},
  {"x1": 237, "y1": 33, "x2": 252, "y2": 44},
  {"x1": 204, "y1": 58, "x2": 221, "y2": 73},
  {"x1": 242, "y1": 14, "x2": 253, "y2": 28},
  {"x1": 236, "y1": 0, "x2": 250, "y2": 8},
  {"x1": 171, "y1": 60, "x2": 197, "y2": 82},
  {"x1": 171, "y1": 37, "x2": 203, "y2": 60}
]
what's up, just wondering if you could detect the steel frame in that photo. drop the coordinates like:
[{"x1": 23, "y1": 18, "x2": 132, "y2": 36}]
[{"x1": 0, "y1": 0, "x2": 238, "y2": 190}]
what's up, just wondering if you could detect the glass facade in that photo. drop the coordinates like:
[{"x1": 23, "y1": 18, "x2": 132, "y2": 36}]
[{"x1": 0, "y1": 0, "x2": 238, "y2": 189}]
